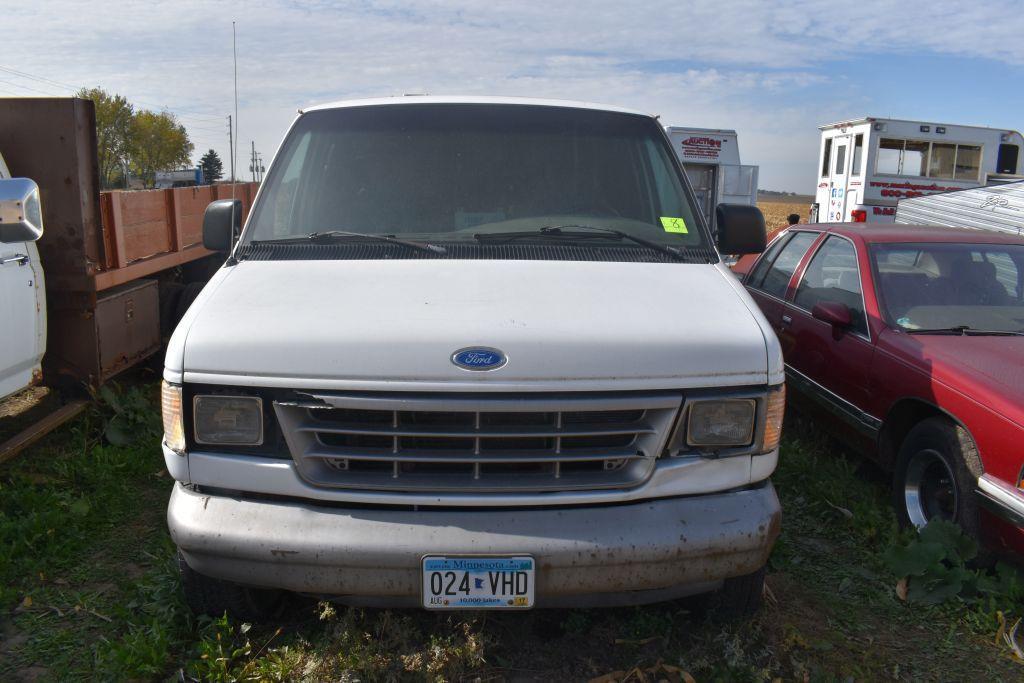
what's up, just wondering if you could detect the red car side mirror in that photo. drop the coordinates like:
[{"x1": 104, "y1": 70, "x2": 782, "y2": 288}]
[{"x1": 812, "y1": 301, "x2": 852, "y2": 328}]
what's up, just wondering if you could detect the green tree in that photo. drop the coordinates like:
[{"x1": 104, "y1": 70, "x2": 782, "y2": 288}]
[
  {"x1": 198, "y1": 149, "x2": 224, "y2": 184},
  {"x1": 76, "y1": 87, "x2": 134, "y2": 189},
  {"x1": 128, "y1": 110, "x2": 194, "y2": 188}
]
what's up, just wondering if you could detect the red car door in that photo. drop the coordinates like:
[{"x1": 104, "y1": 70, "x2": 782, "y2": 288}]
[
  {"x1": 743, "y1": 230, "x2": 821, "y2": 337},
  {"x1": 781, "y1": 234, "x2": 879, "y2": 450}
]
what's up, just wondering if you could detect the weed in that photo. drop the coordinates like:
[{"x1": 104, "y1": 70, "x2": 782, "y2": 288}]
[
  {"x1": 885, "y1": 518, "x2": 1024, "y2": 612},
  {"x1": 91, "y1": 381, "x2": 161, "y2": 446}
]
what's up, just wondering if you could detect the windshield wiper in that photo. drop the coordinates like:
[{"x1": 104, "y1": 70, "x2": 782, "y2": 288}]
[
  {"x1": 473, "y1": 225, "x2": 685, "y2": 260},
  {"x1": 904, "y1": 325, "x2": 1024, "y2": 336},
  {"x1": 252, "y1": 230, "x2": 447, "y2": 254}
]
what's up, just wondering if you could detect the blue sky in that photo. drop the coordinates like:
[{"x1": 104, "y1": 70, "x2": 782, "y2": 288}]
[{"x1": 4, "y1": 0, "x2": 1024, "y2": 193}]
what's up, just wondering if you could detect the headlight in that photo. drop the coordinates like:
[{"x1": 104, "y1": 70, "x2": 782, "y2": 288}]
[
  {"x1": 193, "y1": 395, "x2": 264, "y2": 445},
  {"x1": 686, "y1": 399, "x2": 756, "y2": 447},
  {"x1": 161, "y1": 381, "x2": 185, "y2": 452}
]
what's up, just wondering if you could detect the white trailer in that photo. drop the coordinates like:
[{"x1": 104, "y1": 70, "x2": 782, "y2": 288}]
[
  {"x1": 812, "y1": 117, "x2": 1024, "y2": 224},
  {"x1": 664, "y1": 127, "x2": 758, "y2": 232},
  {"x1": 896, "y1": 180, "x2": 1024, "y2": 236}
]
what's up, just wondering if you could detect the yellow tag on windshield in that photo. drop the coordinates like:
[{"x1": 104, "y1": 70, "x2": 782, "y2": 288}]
[{"x1": 660, "y1": 216, "x2": 688, "y2": 234}]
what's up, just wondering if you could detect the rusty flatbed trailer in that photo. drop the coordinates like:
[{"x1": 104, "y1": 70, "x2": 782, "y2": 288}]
[{"x1": 0, "y1": 97, "x2": 257, "y2": 387}]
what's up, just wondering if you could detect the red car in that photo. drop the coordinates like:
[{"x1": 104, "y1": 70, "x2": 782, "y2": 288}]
[{"x1": 735, "y1": 223, "x2": 1024, "y2": 555}]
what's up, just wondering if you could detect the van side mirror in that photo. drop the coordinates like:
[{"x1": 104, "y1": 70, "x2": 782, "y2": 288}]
[
  {"x1": 812, "y1": 301, "x2": 852, "y2": 328},
  {"x1": 0, "y1": 178, "x2": 44, "y2": 243},
  {"x1": 203, "y1": 199, "x2": 242, "y2": 252},
  {"x1": 715, "y1": 204, "x2": 766, "y2": 255}
]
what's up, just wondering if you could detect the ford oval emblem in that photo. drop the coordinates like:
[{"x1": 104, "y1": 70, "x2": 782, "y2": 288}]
[{"x1": 451, "y1": 347, "x2": 507, "y2": 371}]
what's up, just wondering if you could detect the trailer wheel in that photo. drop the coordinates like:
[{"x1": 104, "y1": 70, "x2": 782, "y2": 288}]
[
  {"x1": 892, "y1": 417, "x2": 982, "y2": 542},
  {"x1": 178, "y1": 551, "x2": 283, "y2": 622}
]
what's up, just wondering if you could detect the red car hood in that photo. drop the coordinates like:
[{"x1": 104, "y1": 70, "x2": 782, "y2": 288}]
[{"x1": 881, "y1": 331, "x2": 1024, "y2": 427}]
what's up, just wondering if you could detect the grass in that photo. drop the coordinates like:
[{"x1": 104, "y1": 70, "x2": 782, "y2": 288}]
[{"x1": 2, "y1": 383, "x2": 1023, "y2": 681}]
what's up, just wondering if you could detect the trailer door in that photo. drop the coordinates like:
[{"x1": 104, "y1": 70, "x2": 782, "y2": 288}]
[
  {"x1": 826, "y1": 135, "x2": 851, "y2": 221},
  {"x1": 683, "y1": 163, "x2": 716, "y2": 230}
]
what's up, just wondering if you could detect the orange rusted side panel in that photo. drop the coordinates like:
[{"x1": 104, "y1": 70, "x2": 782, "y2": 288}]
[{"x1": 171, "y1": 185, "x2": 217, "y2": 249}]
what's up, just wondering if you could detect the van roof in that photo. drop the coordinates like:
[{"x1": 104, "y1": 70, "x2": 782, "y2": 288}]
[
  {"x1": 819, "y1": 117, "x2": 1019, "y2": 134},
  {"x1": 302, "y1": 95, "x2": 653, "y2": 118}
]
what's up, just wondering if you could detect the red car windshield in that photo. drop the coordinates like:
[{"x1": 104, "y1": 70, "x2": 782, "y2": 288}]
[{"x1": 872, "y1": 242, "x2": 1024, "y2": 333}]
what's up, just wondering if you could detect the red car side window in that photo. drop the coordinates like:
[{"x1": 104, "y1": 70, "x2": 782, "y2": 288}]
[
  {"x1": 746, "y1": 232, "x2": 791, "y2": 288},
  {"x1": 794, "y1": 236, "x2": 869, "y2": 336},
  {"x1": 755, "y1": 232, "x2": 819, "y2": 299}
]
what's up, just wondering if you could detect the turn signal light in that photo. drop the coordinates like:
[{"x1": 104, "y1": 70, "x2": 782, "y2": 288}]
[
  {"x1": 161, "y1": 381, "x2": 185, "y2": 453},
  {"x1": 762, "y1": 384, "x2": 785, "y2": 453}
]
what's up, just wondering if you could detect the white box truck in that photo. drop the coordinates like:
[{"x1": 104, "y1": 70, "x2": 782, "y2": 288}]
[
  {"x1": 664, "y1": 127, "x2": 759, "y2": 233},
  {"x1": 812, "y1": 117, "x2": 1024, "y2": 223},
  {"x1": 163, "y1": 97, "x2": 784, "y2": 619}
]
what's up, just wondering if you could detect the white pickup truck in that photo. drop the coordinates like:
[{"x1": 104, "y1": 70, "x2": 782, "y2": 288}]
[
  {"x1": 163, "y1": 96, "x2": 784, "y2": 618},
  {"x1": 0, "y1": 155, "x2": 46, "y2": 401}
]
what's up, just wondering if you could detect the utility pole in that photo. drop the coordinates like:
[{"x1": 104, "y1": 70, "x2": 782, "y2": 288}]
[
  {"x1": 256, "y1": 152, "x2": 264, "y2": 182},
  {"x1": 250, "y1": 140, "x2": 256, "y2": 182},
  {"x1": 227, "y1": 114, "x2": 234, "y2": 182}
]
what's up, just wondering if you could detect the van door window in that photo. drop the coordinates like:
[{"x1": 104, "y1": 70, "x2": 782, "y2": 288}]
[
  {"x1": 851, "y1": 134, "x2": 863, "y2": 175},
  {"x1": 794, "y1": 236, "x2": 867, "y2": 335},
  {"x1": 756, "y1": 232, "x2": 819, "y2": 299},
  {"x1": 954, "y1": 145, "x2": 982, "y2": 181},
  {"x1": 821, "y1": 138, "x2": 833, "y2": 177},
  {"x1": 997, "y1": 144, "x2": 1020, "y2": 174}
]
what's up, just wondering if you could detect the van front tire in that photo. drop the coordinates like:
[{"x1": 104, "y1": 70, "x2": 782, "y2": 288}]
[
  {"x1": 177, "y1": 551, "x2": 283, "y2": 622},
  {"x1": 708, "y1": 565, "x2": 766, "y2": 619}
]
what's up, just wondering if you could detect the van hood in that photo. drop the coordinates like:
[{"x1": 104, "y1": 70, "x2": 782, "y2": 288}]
[{"x1": 168, "y1": 259, "x2": 779, "y2": 391}]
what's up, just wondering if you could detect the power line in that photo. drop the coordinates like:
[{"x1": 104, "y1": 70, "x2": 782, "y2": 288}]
[
  {"x1": 0, "y1": 63, "x2": 227, "y2": 121},
  {"x1": 0, "y1": 77, "x2": 65, "y2": 97},
  {"x1": 0, "y1": 64, "x2": 78, "y2": 91}
]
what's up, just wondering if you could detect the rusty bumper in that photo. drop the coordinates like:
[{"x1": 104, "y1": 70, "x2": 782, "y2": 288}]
[{"x1": 169, "y1": 482, "x2": 781, "y2": 608}]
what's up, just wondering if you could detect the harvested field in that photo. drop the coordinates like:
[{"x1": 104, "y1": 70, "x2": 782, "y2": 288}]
[{"x1": 758, "y1": 199, "x2": 811, "y2": 237}]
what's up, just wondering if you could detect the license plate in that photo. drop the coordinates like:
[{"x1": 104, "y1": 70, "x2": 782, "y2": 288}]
[{"x1": 421, "y1": 556, "x2": 534, "y2": 609}]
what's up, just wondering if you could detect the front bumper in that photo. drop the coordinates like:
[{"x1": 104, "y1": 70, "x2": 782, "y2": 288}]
[{"x1": 168, "y1": 482, "x2": 781, "y2": 608}]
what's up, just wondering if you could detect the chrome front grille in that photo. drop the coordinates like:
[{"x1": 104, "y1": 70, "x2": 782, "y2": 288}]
[{"x1": 274, "y1": 392, "x2": 682, "y2": 493}]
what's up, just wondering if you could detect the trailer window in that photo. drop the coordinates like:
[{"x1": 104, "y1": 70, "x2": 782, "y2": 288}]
[
  {"x1": 902, "y1": 141, "x2": 929, "y2": 177},
  {"x1": 821, "y1": 138, "x2": 832, "y2": 177},
  {"x1": 851, "y1": 134, "x2": 863, "y2": 175},
  {"x1": 955, "y1": 145, "x2": 981, "y2": 181},
  {"x1": 877, "y1": 139, "x2": 902, "y2": 175},
  {"x1": 834, "y1": 144, "x2": 846, "y2": 175},
  {"x1": 878, "y1": 139, "x2": 984, "y2": 181},
  {"x1": 928, "y1": 143, "x2": 956, "y2": 180},
  {"x1": 997, "y1": 144, "x2": 1019, "y2": 174}
]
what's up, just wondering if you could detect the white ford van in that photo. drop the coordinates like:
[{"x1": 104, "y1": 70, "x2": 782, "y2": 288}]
[{"x1": 163, "y1": 96, "x2": 784, "y2": 618}]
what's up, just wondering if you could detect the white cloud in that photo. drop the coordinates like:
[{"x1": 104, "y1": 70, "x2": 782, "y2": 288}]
[{"x1": 2, "y1": 0, "x2": 1022, "y2": 191}]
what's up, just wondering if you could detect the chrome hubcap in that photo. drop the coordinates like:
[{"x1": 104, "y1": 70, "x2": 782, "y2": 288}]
[{"x1": 903, "y1": 448, "x2": 957, "y2": 528}]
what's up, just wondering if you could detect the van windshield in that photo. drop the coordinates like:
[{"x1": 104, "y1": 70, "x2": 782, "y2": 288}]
[{"x1": 242, "y1": 104, "x2": 708, "y2": 254}]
